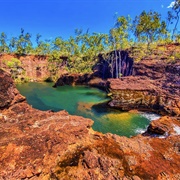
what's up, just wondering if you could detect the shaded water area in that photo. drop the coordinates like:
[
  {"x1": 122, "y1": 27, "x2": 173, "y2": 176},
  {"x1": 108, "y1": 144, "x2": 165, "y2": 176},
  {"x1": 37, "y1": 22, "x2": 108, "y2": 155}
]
[{"x1": 16, "y1": 82, "x2": 159, "y2": 137}]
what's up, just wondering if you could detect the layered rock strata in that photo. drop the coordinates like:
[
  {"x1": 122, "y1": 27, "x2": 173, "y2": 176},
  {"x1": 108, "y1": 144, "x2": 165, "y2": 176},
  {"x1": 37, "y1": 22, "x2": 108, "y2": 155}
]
[
  {"x1": 108, "y1": 60, "x2": 180, "y2": 117},
  {"x1": 0, "y1": 54, "x2": 50, "y2": 81},
  {"x1": 0, "y1": 69, "x2": 180, "y2": 179}
]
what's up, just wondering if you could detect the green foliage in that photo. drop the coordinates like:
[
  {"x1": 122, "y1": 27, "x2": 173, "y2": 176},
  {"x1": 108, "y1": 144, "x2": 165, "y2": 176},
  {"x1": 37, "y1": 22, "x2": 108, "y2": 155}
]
[
  {"x1": 109, "y1": 15, "x2": 131, "y2": 50},
  {"x1": 8, "y1": 28, "x2": 33, "y2": 55},
  {"x1": 5, "y1": 58, "x2": 21, "y2": 68},
  {"x1": 173, "y1": 52, "x2": 180, "y2": 59},
  {"x1": 133, "y1": 11, "x2": 168, "y2": 44},
  {"x1": 167, "y1": 0, "x2": 180, "y2": 39},
  {"x1": 3, "y1": 58, "x2": 30, "y2": 83},
  {"x1": 130, "y1": 43, "x2": 147, "y2": 62},
  {"x1": 0, "y1": 32, "x2": 9, "y2": 53},
  {"x1": 68, "y1": 56, "x2": 94, "y2": 74},
  {"x1": 0, "y1": 9, "x2": 179, "y2": 77},
  {"x1": 47, "y1": 50, "x2": 65, "y2": 81},
  {"x1": 175, "y1": 34, "x2": 180, "y2": 42}
]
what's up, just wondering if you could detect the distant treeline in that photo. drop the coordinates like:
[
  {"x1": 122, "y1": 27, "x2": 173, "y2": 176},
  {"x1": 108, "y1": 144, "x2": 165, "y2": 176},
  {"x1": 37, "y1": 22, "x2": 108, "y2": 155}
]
[{"x1": 0, "y1": 2, "x2": 180, "y2": 75}]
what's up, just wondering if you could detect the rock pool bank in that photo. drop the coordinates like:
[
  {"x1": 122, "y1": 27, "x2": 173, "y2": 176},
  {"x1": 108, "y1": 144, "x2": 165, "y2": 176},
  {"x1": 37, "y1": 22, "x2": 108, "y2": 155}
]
[{"x1": 0, "y1": 67, "x2": 180, "y2": 179}]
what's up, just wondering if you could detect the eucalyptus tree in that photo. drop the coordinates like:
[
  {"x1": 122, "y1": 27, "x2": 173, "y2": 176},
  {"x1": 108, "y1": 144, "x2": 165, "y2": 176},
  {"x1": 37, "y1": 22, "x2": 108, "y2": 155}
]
[
  {"x1": 69, "y1": 31, "x2": 91, "y2": 73},
  {"x1": 133, "y1": 11, "x2": 167, "y2": 45},
  {"x1": 0, "y1": 32, "x2": 9, "y2": 53},
  {"x1": 116, "y1": 16, "x2": 131, "y2": 78},
  {"x1": 109, "y1": 15, "x2": 131, "y2": 78},
  {"x1": 109, "y1": 28, "x2": 118, "y2": 78},
  {"x1": 68, "y1": 36, "x2": 79, "y2": 55},
  {"x1": 36, "y1": 33, "x2": 42, "y2": 47},
  {"x1": 167, "y1": 0, "x2": 180, "y2": 40},
  {"x1": 9, "y1": 37, "x2": 17, "y2": 53},
  {"x1": 83, "y1": 32, "x2": 109, "y2": 73},
  {"x1": 34, "y1": 33, "x2": 43, "y2": 55},
  {"x1": 65, "y1": 30, "x2": 108, "y2": 73},
  {"x1": 14, "y1": 28, "x2": 33, "y2": 55},
  {"x1": 40, "y1": 40, "x2": 51, "y2": 55},
  {"x1": 47, "y1": 37, "x2": 65, "y2": 80}
]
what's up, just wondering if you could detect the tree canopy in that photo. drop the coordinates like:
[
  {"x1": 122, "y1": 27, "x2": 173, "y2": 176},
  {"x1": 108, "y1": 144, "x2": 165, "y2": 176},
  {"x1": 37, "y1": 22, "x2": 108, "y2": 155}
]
[{"x1": 0, "y1": 9, "x2": 179, "y2": 77}]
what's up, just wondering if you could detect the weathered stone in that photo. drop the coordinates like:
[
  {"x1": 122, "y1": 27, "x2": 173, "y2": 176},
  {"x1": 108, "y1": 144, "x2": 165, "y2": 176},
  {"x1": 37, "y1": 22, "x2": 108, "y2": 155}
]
[
  {"x1": 0, "y1": 69, "x2": 180, "y2": 179},
  {"x1": 0, "y1": 69, "x2": 25, "y2": 109},
  {"x1": 146, "y1": 116, "x2": 180, "y2": 136},
  {"x1": 108, "y1": 61, "x2": 180, "y2": 116},
  {"x1": 0, "y1": 54, "x2": 52, "y2": 81}
]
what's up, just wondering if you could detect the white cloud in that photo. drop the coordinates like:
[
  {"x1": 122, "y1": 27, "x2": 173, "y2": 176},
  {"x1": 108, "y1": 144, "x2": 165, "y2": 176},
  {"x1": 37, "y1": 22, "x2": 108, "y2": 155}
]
[
  {"x1": 161, "y1": 4, "x2": 164, "y2": 8},
  {"x1": 167, "y1": 1, "x2": 175, "y2": 8}
]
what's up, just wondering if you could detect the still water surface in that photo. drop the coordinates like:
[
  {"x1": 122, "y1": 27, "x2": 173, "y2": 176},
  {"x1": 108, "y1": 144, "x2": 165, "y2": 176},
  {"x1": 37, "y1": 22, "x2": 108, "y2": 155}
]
[{"x1": 16, "y1": 82, "x2": 158, "y2": 137}]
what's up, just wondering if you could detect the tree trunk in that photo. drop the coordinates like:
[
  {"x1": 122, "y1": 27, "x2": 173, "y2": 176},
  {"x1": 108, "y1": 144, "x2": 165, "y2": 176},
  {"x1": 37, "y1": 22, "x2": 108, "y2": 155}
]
[
  {"x1": 118, "y1": 50, "x2": 121, "y2": 78},
  {"x1": 172, "y1": 9, "x2": 180, "y2": 40},
  {"x1": 114, "y1": 41, "x2": 118, "y2": 78}
]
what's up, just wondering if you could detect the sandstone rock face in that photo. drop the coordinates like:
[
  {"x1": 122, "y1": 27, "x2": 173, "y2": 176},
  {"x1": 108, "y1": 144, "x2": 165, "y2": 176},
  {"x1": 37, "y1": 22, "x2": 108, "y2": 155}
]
[
  {"x1": 54, "y1": 74, "x2": 108, "y2": 90},
  {"x1": 146, "y1": 116, "x2": 180, "y2": 136},
  {"x1": 93, "y1": 50, "x2": 133, "y2": 79},
  {"x1": 54, "y1": 73, "x2": 92, "y2": 86},
  {"x1": 0, "y1": 69, "x2": 25, "y2": 109},
  {"x1": 108, "y1": 60, "x2": 180, "y2": 117},
  {"x1": 0, "y1": 69, "x2": 180, "y2": 179},
  {"x1": 0, "y1": 54, "x2": 51, "y2": 81}
]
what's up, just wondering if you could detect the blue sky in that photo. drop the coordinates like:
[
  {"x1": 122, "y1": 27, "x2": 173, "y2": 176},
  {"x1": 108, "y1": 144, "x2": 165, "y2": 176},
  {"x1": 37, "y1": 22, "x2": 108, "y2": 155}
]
[{"x1": 0, "y1": 0, "x2": 176, "y2": 44}]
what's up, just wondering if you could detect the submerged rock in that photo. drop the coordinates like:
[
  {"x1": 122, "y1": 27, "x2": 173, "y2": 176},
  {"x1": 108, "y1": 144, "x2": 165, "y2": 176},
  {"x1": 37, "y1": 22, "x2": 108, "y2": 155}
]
[{"x1": 0, "y1": 69, "x2": 180, "y2": 179}]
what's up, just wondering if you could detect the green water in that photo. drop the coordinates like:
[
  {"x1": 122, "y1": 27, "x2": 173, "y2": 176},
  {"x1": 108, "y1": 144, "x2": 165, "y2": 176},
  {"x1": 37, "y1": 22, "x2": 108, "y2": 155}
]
[{"x1": 16, "y1": 82, "x2": 153, "y2": 137}]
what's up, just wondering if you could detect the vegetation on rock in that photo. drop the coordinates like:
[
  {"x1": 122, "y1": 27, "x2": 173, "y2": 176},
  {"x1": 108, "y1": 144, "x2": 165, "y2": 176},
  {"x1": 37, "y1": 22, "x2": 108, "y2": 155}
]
[{"x1": 0, "y1": 2, "x2": 180, "y2": 81}]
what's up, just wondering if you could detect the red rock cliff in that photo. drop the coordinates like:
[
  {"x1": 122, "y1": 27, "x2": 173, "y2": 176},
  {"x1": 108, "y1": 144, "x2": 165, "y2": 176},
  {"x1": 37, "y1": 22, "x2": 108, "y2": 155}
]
[
  {"x1": 0, "y1": 54, "x2": 50, "y2": 81},
  {"x1": 108, "y1": 60, "x2": 180, "y2": 117}
]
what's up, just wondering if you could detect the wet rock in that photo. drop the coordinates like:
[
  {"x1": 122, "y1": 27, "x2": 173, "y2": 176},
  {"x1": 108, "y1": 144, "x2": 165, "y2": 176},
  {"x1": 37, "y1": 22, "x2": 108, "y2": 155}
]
[{"x1": 146, "y1": 116, "x2": 180, "y2": 136}]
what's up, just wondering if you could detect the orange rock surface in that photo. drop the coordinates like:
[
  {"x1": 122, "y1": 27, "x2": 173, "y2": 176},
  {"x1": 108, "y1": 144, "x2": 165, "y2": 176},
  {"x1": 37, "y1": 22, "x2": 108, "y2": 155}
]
[{"x1": 0, "y1": 69, "x2": 180, "y2": 179}]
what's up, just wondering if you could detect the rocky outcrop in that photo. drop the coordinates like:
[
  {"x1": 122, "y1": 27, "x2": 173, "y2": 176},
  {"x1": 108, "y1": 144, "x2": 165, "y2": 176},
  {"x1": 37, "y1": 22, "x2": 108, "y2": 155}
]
[
  {"x1": 0, "y1": 68, "x2": 180, "y2": 179},
  {"x1": 54, "y1": 73, "x2": 92, "y2": 86},
  {"x1": 145, "y1": 116, "x2": 180, "y2": 136},
  {"x1": 0, "y1": 69, "x2": 25, "y2": 109},
  {"x1": 54, "y1": 50, "x2": 134, "y2": 87},
  {"x1": 108, "y1": 60, "x2": 180, "y2": 117},
  {"x1": 133, "y1": 59, "x2": 180, "y2": 95},
  {"x1": 0, "y1": 54, "x2": 51, "y2": 81},
  {"x1": 93, "y1": 50, "x2": 133, "y2": 79},
  {"x1": 54, "y1": 74, "x2": 108, "y2": 90}
]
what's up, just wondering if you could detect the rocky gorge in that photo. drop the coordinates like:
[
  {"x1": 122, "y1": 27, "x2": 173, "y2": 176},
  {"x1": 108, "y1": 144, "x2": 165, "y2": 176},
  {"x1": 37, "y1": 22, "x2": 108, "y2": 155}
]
[
  {"x1": 0, "y1": 55, "x2": 180, "y2": 179},
  {"x1": 54, "y1": 55, "x2": 180, "y2": 117},
  {"x1": 0, "y1": 44, "x2": 180, "y2": 179}
]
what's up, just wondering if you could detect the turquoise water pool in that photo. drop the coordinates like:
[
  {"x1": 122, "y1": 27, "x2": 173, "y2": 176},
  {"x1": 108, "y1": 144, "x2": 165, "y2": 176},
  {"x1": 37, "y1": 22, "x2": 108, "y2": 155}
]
[{"x1": 16, "y1": 82, "x2": 155, "y2": 137}]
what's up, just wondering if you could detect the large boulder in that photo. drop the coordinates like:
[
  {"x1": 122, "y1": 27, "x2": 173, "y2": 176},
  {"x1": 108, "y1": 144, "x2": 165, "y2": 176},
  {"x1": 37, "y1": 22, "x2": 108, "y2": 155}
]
[
  {"x1": 0, "y1": 69, "x2": 25, "y2": 109},
  {"x1": 146, "y1": 116, "x2": 180, "y2": 136}
]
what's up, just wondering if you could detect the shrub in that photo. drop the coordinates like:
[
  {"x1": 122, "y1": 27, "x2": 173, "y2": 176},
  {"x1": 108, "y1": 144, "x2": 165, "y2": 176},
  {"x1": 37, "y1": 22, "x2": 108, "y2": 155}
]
[{"x1": 5, "y1": 58, "x2": 21, "y2": 68}]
